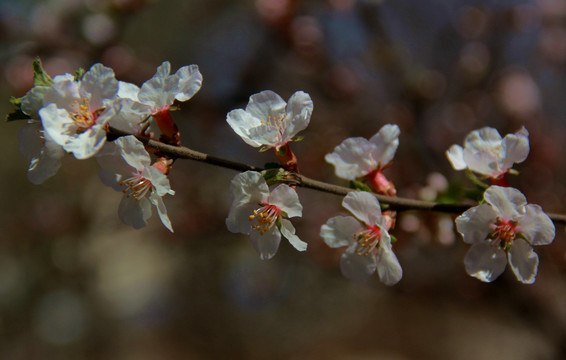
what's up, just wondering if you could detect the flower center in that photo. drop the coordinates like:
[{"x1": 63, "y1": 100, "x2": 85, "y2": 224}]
[
  {"x1": 71, "y1": 98, "x2": 100, "y2": 133},
  {"x1": 248, "y1": 203, "x2": 282, "y2": 235},
  {"x1": 260, "y1": 114, "x2": 286, "y2": 142},
  {"x1": 488, "y1": 218, "x2": 518, "y2": 250},
  {"x1": 354, "y1": 225, "x2": 382, "y2": 256},
  {"x1": 120, "y1": 172, "x2": 153, "y2": 201}
]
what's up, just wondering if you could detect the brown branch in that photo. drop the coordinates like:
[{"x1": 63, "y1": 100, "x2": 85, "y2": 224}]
[{"x1": 108, "y1": 127, "x2": 566, "y2": 225}]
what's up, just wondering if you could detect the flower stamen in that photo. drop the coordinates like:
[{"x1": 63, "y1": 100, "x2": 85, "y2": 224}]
[
  {"x1": 354, "y1": 225, "x2": 382, "y2": 256},
  {"x1": 248, "y1": 204, "x2": 282, "y2": 235},
  {"x1": 120, "y1": 173, "x2": 153, "y2": 201},
  {"x1": 488, "y1": 218, "x2": 518, "y2": 250}
]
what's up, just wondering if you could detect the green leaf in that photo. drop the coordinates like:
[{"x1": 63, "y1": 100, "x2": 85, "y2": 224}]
[
  {"x1": 390, "y1": 234, "x2": 398, "y2": 243},
  {"x1": 9, "y1": 96, "x2": 22, "y2": 107},
  {"x1": 349, "y1": 180, "x2": 372, "y2": 192},
  {"x1": 291, "y1": 135, "x2": 304, "y2": 142},
  {"x1": 32, "y1": 57, "x2": 53, "y2": 86},
  {"x1": 6, "y1": 109, "x2": 29, "y2": 122},
  {"x1": 259, "y1": 146, "x2": 271, "y2": 152},
  {"x1": 508, "y1": 169, "x2": 519, "y2": 176},
  {"x1": 74, "y1": 68, "x2": 85, "y2": 81}
]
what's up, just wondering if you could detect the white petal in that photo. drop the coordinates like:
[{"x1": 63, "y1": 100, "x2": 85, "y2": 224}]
[
  {"x1": 226, "y1": 109, "x2": 263, "y2": 147},
  {"x1": 249, "y1": 226, "x2": 281, "y2": 260},
  {"x1": 455, "y1": 203, "x2": 497, "y2": 244},
  {"x1": 43, "y1": 79, "x2": 80, "y2": 111},
  {"x1": 96, "y1": 139, "x2": 135, "y2": 176},
  {"x1": 98, "y1": 169, "x2": 123, "y2": 191},
  {"x1": 173, "y1": 64, "x2": 203, "y2": 102},
  {"x1": 107, "y1": 98, "x2": 152, "y2": 134},
  {"x1": 114, "y1": 135, "x2": 151, "y2": 170},
  {"x1": 279, "y1": 219, "x2": 307, "y2": 251},
  {"x1": 226, "y1": 202, "x2": 257, "y2": 234},
  {"x1": 484, "y1": 186, "x2": 527, "y2": 220},
  {"x1": 464, "y1": 241, "x2": 507, "y2": 282},
  {"x1": 269, "y1": 184, "x2": 302, "y2": 218},
  {"x1": 508, "y1": 238, "x2": 539, "y2": 284},
  {"x1": 18, "y1": 122, "x2": 44, "y2": 161},
  {"x1": 138, "y1": 61, "x2": 177, "y2": 108},
  {"x1": 517, "y1": 204, "x2": 555, "y2": 246},
  {"x1": 117, "y1": 81, "x2": 140, "y2": 100},
  {"x1": 464, "y1": 127, "x2": 502, "y2": 152},
  {"x1": 62, "y1": 124, "x2": 107, "y2": 159},
  {"x1": 342, "y1": 191, "x2": 382, "y2": 225},
  {"x1": 229, "y1": 171, "x2": 269, "y2": 206},
  {"x1": 376, "y1": 240, "x2": 403, "y2": 286},
  {"x1": 501, "y1": 127, "x2": 529, "y2": 170},
  {"x1": 325, "y1": 137, "x2": 378, "y2": 180},
  {"x1": 320, "y1": 215, "x2": 364, "y2": 248},
  {"x1": 21, "y1": 86, "x2": 49, "y2": 119},
  {"x1": 339, "y1": 245, "x2": 377, "y2": 282},
  {"x1": 40, "y1": 104, "x2": 75, "y2": 147},
  {"x1": 462, "y1": 148, "x2": 500, "y2": 176},
  {"x1": 368, "y1": 124, "x2": 400, "y2": 166},
  {"x1": 245, "y1": 90, "x2": 286, "y2": 121},
  {"x1": 144, "y1": 166, "x2": 172, "y2": 197},
  {"x1": 27, "y1": 133, "x2": 65, "y2": 185},
  {"x1": 118, "y1": 196, "x2": 152, "y2": 229},
  {"x1": 446, "y1": 145, "x2": 467, "y2": 170},
  {"x1": 81, "y1": 63, "x2": 119, "y2": 108},
  {"x1": 281, "y1": 91, "x2": 313, "y2": 142},
  {"x1": 149, "y1": 192, "x2": 173, "y2": 232}
]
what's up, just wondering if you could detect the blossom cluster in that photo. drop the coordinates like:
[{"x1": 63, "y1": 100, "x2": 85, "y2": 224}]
[
  {"x1": 9, "y1": 60, "x2": 557, "y2": 286},
  {"x1": 13, "y1": 60, "x2": 203, "y2": 232}
]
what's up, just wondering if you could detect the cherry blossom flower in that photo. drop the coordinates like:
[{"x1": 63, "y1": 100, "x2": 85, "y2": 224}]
[
  {"x1": 39, "y1": 63, "x2": 119, "y2": 159},
  {"x1": 455, "y1": 186, "x2": 555, "y2": 284},
  {"x1": 325, "y1": 124, "x2": 400, "y2": 195},
  {"x1": 446, "y1": 127, "x2": 529, "y2": 181},
  {"x1": 107, "y1": 62, "x2": 203, "y2": 139},
  {"x1": 320, "y1": 191, "x2": 402, "y2": 284},
  {"x1": 96, "y1": 136, "x2": 175, "y2": 232},
  {"x1": 226, "y1": 171, "x2": 307, "y2": 259},
  {"x1": 226, "y1": 90, "x2": 313, "y2": 150}
]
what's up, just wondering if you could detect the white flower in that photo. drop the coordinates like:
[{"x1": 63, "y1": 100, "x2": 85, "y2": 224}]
[
  {"x1": 96, "y1": 136, "x2": 175, "y2": 232},
  {"x1": 455, "y1": 186, "x2": 555, "y2": 284},
  {"x1": 226, "y1": 171, "x2": 307, "y2": 259},
  {"x1": 446, "y1": 127, "x2": 529, "y2": 179},
  {"x1": 226, "y1": 90, "x2": 313, "y2": 150},
  {"x1": 108, "y1": 62, "x2": 203, "y2": 134},
  {"x1": 325, "y1": 124, "x2": 400, "y2": 180},
  {"x1": 39, "y1": 63, "x2": 119, "y2": 159},
  {"x1": 320, "y1": 191, "x2": 402, "y2": 284}
]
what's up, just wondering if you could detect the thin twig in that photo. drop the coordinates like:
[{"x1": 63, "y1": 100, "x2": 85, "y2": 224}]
[{"x1": 108, "y1": 127, "x2": 566, "y2": 225}]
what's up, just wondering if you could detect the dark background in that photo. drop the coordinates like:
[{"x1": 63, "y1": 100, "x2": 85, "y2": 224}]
[{"x1": 1, "y1": 0, "x2": 566, "y2": 358}]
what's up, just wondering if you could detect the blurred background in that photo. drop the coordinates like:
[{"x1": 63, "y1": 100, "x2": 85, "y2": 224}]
[{"x1": 2, "y1": 0, "x2": 566, "y2": 358}]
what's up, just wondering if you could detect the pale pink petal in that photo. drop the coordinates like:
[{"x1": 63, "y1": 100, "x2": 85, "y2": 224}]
[
  {"x1": 508, "y1": 238, "x2": 539, "y2": 284},
  {"x1": 339, "y1": 245, "x2": 377, "y2": 282},
  {"x1": 249, "y1": 226, "x2": 281, "y2": 260},
  {"x1": 279, "y1": 219, "x2": 307, "y2": 251},
  {"x1": 455, "y1": 203, "x2": 497, "y2": 244},
  {"x1": 269, "y1": 184, "x2": 302, "y2": 218},
  {"x1": 517, "y1": 204, "x2": 555, "y2": 246},
  {"x1": 320, "y1": 215, "x2": 364, "y2": 248},
  {"x1": 464, "y1": 241, "x2": 507, "y2": 282},
  {"x1": 342, "y1": 191, "x2": 382, "y2": 226},
  {"x1": 484, "y1": 186, "x2": 527, "y2": 220},
  {"x1": 368, "y1": 124, "x2": 400, "y2": 167}
]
